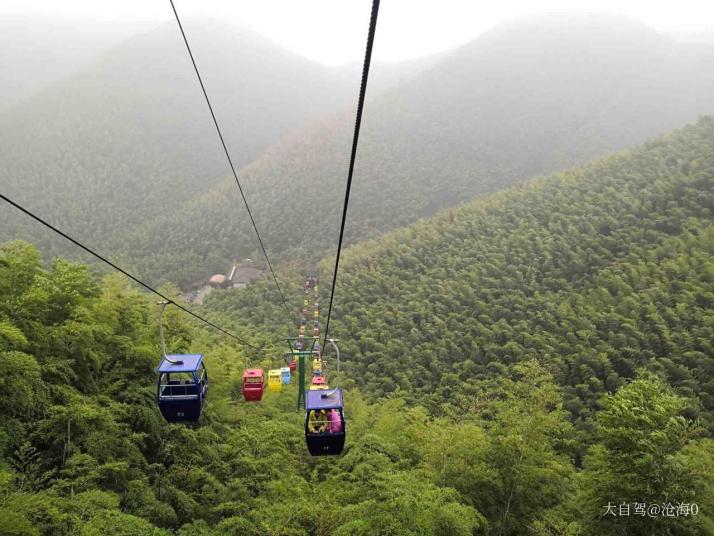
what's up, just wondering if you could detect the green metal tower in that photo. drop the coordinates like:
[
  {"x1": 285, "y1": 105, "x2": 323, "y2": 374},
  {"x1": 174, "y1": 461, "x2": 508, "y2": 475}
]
[{"x1": 286, "y1": 336, "x2": 319, "y2": 410}]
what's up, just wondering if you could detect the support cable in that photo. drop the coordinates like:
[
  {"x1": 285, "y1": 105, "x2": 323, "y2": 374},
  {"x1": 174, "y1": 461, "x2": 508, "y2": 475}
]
[
  {"x1": 0, "y1": 193, "x2": 258, "y2": 349},
  {"x1": 322, "y1": 0, "x2": 381, "y2": 347},
  {"x1": 169, "y1": 0, "x2": 291, "y2": 316}
]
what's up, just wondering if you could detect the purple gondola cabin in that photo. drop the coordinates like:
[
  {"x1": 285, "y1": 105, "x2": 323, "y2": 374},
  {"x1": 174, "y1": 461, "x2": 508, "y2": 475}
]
[{"x1": 304, "y1": 388, "x2": 345, "y2": 456}]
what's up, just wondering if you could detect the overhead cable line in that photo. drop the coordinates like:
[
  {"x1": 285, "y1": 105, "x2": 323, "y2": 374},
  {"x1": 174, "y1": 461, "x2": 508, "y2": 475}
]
[
  {"x1": 0, "y1": 193, "x2": 258, "y2": 350},
  {"x1": 169, "y1": 0, "x2": 291, "y2": 316},
  {"x1": 322, "y1": 0, "x2": 381, "y2": 348}
]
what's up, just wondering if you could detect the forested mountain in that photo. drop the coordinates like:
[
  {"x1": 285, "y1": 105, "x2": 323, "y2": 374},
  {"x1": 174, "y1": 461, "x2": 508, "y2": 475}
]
[
  {"x1": 112, "y1": 13, "x2": 714, "y2": 287},
  {"x1": 4, "y1": 14, "x2": 714, "y2": 289},
  {"x1": 0, "y1": 13, "x2": 141, "y2": 111},
  {"x1": 2, "y1": 119, "x2": 713, "y2": 535},
  {"x1": 207, "y1": 116, "x2": 714, "y2": 435},
  {"x1": 0, "y1": 17, "x2": 364, "y2": 266}
]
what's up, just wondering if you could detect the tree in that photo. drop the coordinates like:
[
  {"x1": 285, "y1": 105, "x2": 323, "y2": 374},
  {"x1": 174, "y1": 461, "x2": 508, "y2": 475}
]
[
  {"x1": 0, "y1": 352, "x2": 47, "y2": 420},
  {"x1": 575, "y1": 373, "x2": 711, "y2": 535}
]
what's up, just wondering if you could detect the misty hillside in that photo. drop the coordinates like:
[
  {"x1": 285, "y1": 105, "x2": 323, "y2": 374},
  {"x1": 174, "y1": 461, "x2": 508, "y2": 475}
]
[
  {"x1": 206, "y1": 116, "x2": 714, "y2": 429},
  {"x1": 3, "y1": 13, "x2": 714, "y2": 289},
  {"x1": 4, "y1": 9, "x2": 714, "y2": 536},
  {"x1": 0, "y1": 18, "x2": 366, "y2": 260},
  {"x1": 117, "y1": 13, "x2": 714, "y2": 287},
  {"x1": 0, "y1": 14, "x2": 141, "y2": 111},
  {"x1": 3, "y1": 118, "x2": 713, "y2": 535}
]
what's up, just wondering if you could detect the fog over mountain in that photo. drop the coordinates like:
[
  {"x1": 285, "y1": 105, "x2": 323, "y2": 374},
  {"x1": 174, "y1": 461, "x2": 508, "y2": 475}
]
[
  {"x1": 2, "y1": 13, "x2": 714, "y2": 287},
  {"x1": 124, "y1": 13, "x2": 714, "y2": 286},
  {"x1": 0, "y1": 18, "x2": 366, "y2": 260},
  {"x1": 0, "y1": 14, "x2": 140, "y2": 110}
]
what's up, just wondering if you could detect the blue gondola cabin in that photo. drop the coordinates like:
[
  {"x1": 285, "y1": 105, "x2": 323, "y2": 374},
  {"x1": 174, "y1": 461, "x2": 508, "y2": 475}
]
[
  {"x1": 281, "y1": 367, "x2": 292, "y2": 385},
  {"x1": 305, "y1": 388, "x2": 345, "y2": 456},
  {"x1": 156, "y1": 354, "x2": 208, "y2": 423}
]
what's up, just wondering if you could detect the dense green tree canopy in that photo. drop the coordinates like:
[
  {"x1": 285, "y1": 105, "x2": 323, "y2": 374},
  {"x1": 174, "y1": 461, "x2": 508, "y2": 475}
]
[
  {"x1": 210, "y1": 118, "x2": 714, "y2": 431},
  {"x1": 2, "y1": 118, "x2": 713, "y2": 534}
]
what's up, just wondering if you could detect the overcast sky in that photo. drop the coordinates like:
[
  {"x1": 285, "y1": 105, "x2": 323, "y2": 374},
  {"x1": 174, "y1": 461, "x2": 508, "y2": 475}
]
[{"x1": 3, "y1": 0, "x2": 714, "y2": 66}]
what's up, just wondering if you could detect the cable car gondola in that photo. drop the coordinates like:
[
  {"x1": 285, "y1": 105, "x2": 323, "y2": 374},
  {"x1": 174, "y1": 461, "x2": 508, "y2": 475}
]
[
  {"x1": 281, "y1": 367, "x2": 291, "y2": 385},
  {"x1": 310, "y1": 376, "x2": 327, "y2": 390},
  {"x1": 305, "y1": 388, "x2": 345, "y2": 456},
  {"x1": 242, "y1": 368, "x2": 265, "y2": 401},
  {"x1": 155, "y1": 302, "x2": 208, "y2": 423},
  {"x1": 268, "y1": 369, "x2": 282, "y2": 392},
  {"x1": 156, "y1": 354, "x2": 208, "y2": 423}
]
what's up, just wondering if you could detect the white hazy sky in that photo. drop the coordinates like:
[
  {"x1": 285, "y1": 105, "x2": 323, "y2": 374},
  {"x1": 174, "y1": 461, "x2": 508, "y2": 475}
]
[{"x1": 3, "y1": 0, "x2": 714, "y2": 65}]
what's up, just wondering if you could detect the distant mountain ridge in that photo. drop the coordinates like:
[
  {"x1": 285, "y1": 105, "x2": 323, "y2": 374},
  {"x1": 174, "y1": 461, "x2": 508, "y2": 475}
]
[
  {"x1": 3, "y1": 13, "x2": 714, "y2": 288},
  {"x1": 0, "y1": 18, "x2": 367, "y2": 262},
  {"x1": 119, "y1": 13, "x2": 714, "y2": 286}
]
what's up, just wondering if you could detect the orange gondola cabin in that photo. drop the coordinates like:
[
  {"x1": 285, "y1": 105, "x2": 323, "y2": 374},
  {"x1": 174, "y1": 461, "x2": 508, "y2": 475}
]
[
  {"x1": 310, "y1": 376, "x2": 327, "y2": 390},
  {"x1": 243, "y1": 368, "x2": 265, "y2": 401}
]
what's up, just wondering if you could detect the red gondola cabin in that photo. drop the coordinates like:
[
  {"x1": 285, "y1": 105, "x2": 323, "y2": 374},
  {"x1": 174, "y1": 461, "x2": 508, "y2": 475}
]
[
  {"x1": 311, "y1": 376, "x2": 327, "y2": 389},
  {"x1": 243, "y1": 368, "x2": 265, "y2": 402}
]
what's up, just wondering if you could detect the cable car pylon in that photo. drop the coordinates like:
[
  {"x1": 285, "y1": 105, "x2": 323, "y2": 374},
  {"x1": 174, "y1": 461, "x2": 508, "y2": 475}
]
[
  {"x1": 288, "y1": 273, "x2": 322, "y2": 410},
  {"x1": 289, "y1": 274, "x2": 346, "y2": 456}
]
